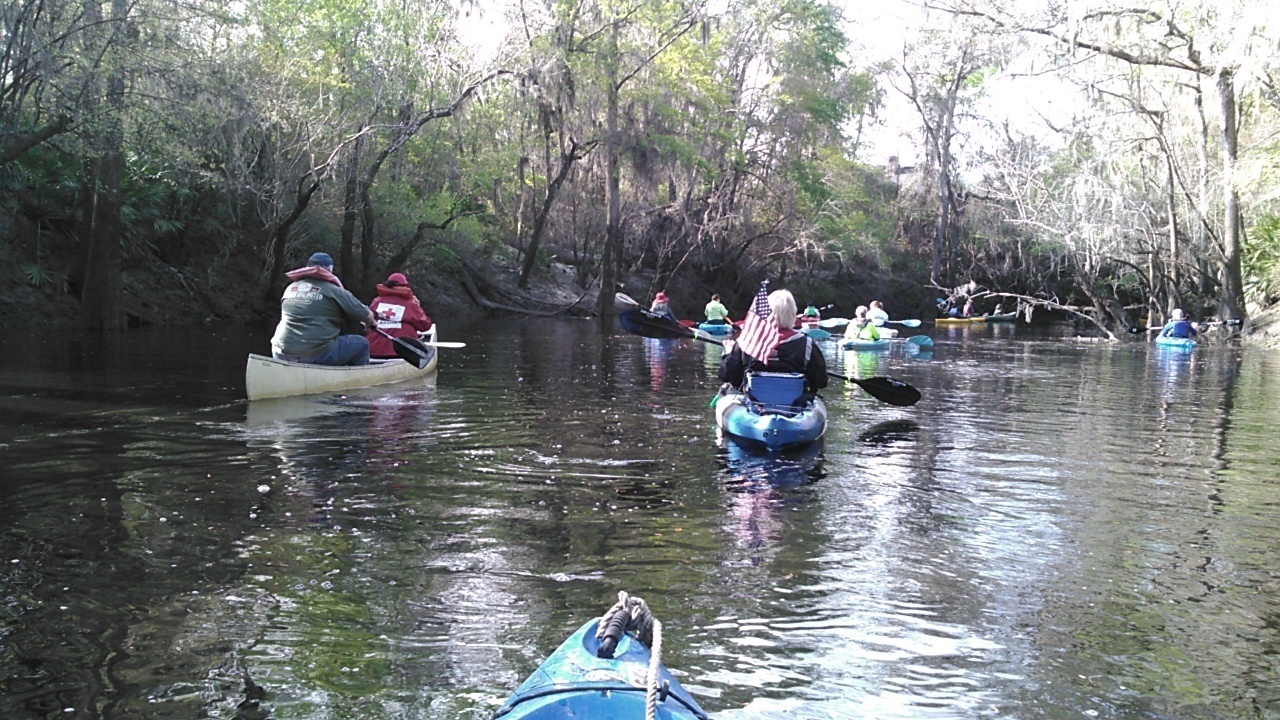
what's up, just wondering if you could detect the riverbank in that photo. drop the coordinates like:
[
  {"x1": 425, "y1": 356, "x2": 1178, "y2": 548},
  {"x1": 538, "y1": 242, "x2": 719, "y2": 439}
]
[{"x1": 0, "y1": 239, "x2": 593, "y2": 330}]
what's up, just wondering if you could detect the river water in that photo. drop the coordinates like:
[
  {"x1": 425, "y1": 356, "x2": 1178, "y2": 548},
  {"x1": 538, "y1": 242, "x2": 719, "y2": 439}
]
[{"x1": 1, "y1": 319, "x2": 1278, "y2": 720}]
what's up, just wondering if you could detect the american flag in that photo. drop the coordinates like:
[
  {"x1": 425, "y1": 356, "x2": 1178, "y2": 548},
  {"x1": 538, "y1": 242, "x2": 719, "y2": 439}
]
[{"x1": 737, "y1": 281, "x2": 780, "y2": 362}]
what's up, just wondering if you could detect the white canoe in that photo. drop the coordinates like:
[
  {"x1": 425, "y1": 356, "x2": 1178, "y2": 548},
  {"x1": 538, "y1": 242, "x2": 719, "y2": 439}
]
[{"x1": 246, "y1": 345, "x2": 438, "y2": 401}]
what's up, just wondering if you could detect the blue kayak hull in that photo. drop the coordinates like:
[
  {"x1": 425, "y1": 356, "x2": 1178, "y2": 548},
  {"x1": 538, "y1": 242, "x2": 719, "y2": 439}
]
[
  {"x1": 715, "y1": 391, "x2": 827, "y2": 450},
  {"x1": 841, "y1": 338, "x2": 891, "y2": 351},
  {"x1": 697, "y1": 322, "x2": 733, "y2": 335},
  {"x1": 493, "y1": 619, "x2": 709, "y2": 719},
  {"x1": 1156, "y1": 335, "x2": 1196, "y2": 350}
]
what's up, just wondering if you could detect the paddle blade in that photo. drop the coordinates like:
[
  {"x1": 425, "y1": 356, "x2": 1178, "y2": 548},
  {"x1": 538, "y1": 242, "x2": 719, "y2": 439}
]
[
  {"x1": 614, "y1": 292, "x2": 642, "y2": 312},
  {"x1": 898, "y1": 318, "x2": 922, "y2": 328},
  {"x1": 905, "y1": 335, "x2": 934, "y2": 347},
  {"x1": 393, "y1": 336, "x2": 434, "y2": 369},
  {"x1": 419, "y1": 340, "x2": 466, "y2": 348},
  {"x1": 851, "y1": 376, "x2": 921, "y2": 406}
]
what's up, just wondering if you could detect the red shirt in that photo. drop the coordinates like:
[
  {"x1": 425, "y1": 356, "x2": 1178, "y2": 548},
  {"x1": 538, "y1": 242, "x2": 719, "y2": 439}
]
[{"x1": 365, "y1": 285, "x2": 433, "y2": 358}]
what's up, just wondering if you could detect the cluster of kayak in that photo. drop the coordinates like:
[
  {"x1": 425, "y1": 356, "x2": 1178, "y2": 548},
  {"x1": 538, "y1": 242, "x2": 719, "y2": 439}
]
[{"x1": 618, "y1": 294, "x2": 923, "y2": 452}]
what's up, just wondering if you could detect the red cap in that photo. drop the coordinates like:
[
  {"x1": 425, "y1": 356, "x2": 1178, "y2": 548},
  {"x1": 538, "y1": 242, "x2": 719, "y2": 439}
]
[{"x1": 386, "y1": 272, "x2": 408, "y2": 285}]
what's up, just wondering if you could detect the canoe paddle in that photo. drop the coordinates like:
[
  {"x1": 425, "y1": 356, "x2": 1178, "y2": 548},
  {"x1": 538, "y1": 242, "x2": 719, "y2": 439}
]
[
  {"x1": 370, "y1": 326, "x2": 435, "y2": 369},
  {"x1": 616, "y1": 294, "x2": 921, "y2": 407}
]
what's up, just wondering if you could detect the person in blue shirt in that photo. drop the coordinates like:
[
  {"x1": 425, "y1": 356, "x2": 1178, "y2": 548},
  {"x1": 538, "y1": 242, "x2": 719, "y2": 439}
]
[{"x1": 1158, "y1": 308, "x2": 1198, "y2": 339}]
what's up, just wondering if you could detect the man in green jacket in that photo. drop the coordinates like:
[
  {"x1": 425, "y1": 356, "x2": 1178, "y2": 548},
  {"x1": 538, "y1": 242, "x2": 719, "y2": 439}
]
[{"x1": 271, "y1": 252, "x2": 376, "y2": 366}]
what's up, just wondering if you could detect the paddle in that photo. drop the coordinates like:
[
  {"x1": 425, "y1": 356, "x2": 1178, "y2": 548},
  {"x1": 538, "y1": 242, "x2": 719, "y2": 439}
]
[
  {"x1": 616, "y1": 294, "x2": 921, "y2": 407},
  {"x1": 885, "y1": 318, "x2": 922, "y2": 327},
  {"x1": 1128, "y1": 318, "x2": 1242, "y2": 334},
  {"x1": 904, "y1": 335, "x2": 934, "y2": 347},
  {"x1": 369, "y1": 326, "x2": 434, "y2": 369}
]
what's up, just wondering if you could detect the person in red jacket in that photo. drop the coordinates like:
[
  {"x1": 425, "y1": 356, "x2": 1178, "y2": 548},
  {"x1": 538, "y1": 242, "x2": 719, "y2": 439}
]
[{"x1": 366, "y1": 272, "x2": 434, "y2": 358}]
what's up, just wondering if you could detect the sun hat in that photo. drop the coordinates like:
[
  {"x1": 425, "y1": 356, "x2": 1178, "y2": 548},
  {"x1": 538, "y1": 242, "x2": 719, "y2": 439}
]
[
  {"x1": 655, "y1": 291, "x2": 669, "y2": 302},
  {"x1": 386, "y1": 272, "x2": 408, "y2": 286},
  {"x1": 307, "y1": 252, "x2": 334, "y2": 268}
]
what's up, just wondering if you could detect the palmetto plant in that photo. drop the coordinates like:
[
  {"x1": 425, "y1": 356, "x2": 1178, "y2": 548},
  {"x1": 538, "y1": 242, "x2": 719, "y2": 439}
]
[{"x1": 1244, "y1": 215, "x2": 1280, "y2": 306}]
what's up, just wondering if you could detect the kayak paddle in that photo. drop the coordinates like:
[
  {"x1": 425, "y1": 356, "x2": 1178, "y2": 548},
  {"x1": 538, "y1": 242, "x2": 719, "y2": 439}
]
[{"x1": 885, "y1": 318, "x2": 922, "y2": 327}]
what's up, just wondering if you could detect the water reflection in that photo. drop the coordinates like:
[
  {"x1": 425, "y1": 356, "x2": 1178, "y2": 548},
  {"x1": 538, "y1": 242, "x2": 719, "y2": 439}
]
[
  {"x1": 716, "y1": 438, "x2": 824, "y2": 566},
  {"x1": 3, "y1": 323, "x2": 1280, "y2": 720},
  {"x1": 644, "y1": 337, "x2": 680, "y2": 390},
  {"x1": 841, "y1": 346, "x2": 884, "y2": 380}
]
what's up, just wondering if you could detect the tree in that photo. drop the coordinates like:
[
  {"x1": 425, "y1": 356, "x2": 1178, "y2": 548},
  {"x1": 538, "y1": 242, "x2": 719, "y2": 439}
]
[{"x1": 930, "y1": 0, "x2": 1263, "y2": 321}]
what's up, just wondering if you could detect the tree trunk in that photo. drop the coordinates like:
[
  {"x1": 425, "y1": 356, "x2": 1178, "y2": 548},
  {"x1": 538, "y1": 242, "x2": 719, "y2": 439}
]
[
  {"x1": 258, "y1": 176, "x2": 322, "y2": 307},
  {"x1": 518, "y1": 141, "x2": 584, "y2": 288},
  {"x1": 1216, "y1": 68, "x2": 1245, "y2": 321},
  {"x1": 79, "y1": 0, "x2": 128, "y2": 330},
  {"x1": 595, "y1": 26, "x2": 621, "y2": 334},
  {"x1": 933, "y1": 164, "x2": 949, "y2": 286},
  {"x1": 80, "y1": 146, "x2": 125, "y2": 329},
  {"x1": 1194, "y1": 79, "x2": 1212, "y2": 298},
  {"x1": 339, "y1": 138, "x2": 361, "y2": 279},
  {"x1": 1164, "y1": 148, "x2": 1180, "y2": 313}
]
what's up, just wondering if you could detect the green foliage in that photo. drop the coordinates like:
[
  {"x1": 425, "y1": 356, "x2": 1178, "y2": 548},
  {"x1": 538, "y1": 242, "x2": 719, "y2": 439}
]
[{"x1": 1244, "y1": 215, "x2": 1280, "y2": 305}]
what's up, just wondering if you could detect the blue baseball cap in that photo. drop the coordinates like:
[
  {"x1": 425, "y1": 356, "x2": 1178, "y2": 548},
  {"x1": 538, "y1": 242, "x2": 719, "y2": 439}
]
[{"x1": 307, "y1": 252, "x2": 334, "y2": 267}]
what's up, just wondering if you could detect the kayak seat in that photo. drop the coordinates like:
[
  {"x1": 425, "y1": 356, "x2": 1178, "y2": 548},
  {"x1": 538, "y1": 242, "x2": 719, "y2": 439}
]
[{"x1": 745, "y1": 372, "x2": 806, "y2": 415}]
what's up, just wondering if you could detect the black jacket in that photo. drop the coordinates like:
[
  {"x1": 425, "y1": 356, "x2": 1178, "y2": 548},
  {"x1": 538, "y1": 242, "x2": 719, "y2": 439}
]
[{"x1": 719, "y1": 332, "x2": 828, "y2": 394}]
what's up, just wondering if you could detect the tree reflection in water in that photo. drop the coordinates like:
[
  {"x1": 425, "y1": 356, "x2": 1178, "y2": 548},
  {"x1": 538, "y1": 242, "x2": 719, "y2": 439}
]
[{"x1": 716, "y1": 437, "x2": 824, "y2": 566}]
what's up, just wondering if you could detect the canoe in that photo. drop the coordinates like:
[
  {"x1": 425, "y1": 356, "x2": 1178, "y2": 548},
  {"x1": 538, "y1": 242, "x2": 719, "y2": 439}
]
[
  {"x1": 245, "y1": 346, "x2": 438, "y2": 400},
  {"x1": 841, "y1": 337, "x2": 891, "y2": 351},
  {"x1": 972, "y1": 311, "x2": 1018, "y2": 323},
  {"x1": 697, "y1": 321, "x2": 734, "y2": 335},
  {"x1": 934, "y1": 316, "x2": 974, "y2": 325},
  {"x1": 1155, "y1": 334, "x2": 1196, "y2": 350},
  {"x1": 715, "y1": 376, "x2": 827, "y2": 450},
  {"x1": 493, "y1": 618, "x2": 710, "y2": 720}
]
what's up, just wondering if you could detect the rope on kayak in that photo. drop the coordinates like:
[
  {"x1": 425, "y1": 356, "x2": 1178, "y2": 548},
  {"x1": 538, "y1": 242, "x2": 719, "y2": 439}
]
[{"x1": 596, "y1": 591, "x2": 665, "y2": 720}]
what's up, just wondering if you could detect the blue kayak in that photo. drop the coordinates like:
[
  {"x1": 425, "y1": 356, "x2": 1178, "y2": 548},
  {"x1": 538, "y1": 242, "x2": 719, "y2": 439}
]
[
  {"x1": 697, "y1": 321, "x2": 734, "y2": 335},
  {"x1": 492, "y1": 618, "x2": 710, "y2": 720},
  {"x1": 1156, "y1": 334, "x2": 1196, "y2": 350},
  {"x1": 715, "y1": 374, "x2": 827, "y2": 450},
  {"x1": 841, "y1": 337, "x2": 891, "y2": 351}
]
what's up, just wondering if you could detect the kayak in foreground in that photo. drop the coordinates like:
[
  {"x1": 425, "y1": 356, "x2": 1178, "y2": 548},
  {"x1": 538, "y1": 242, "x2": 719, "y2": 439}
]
[
  {"x1": 493, "y1": 592, "x2": 710, "y2": 720},
  {"x1": 714, "y1": 374, "x2": 827, "y2": 450}
]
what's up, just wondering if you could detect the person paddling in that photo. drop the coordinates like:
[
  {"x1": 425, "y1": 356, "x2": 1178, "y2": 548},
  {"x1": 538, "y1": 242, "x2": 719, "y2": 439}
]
[
  {"x1": 845, "y1": 305, "x2": 881, "y2": 341},
  {"x1": 720, "y1": 289, "x2": 828, "y2": 398},
  {"x1": 271, "y1": 252, "x2": 376, "y2": 366},
  {"x1": 366, "y1": 272, "x2": 434, "y2": 359},
  {"x1": 867, "y1": 300, "x2": 889, "y2": 326},
  {"x1": 704, "y1": 293, "x2": 731, "y2": 325},
  {"x1": 1158, "y1": 308, "x2": 1198, "y2": 339},
  {"x1": 650, "y1": 291, "x2": 677, "y2": 323}
]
